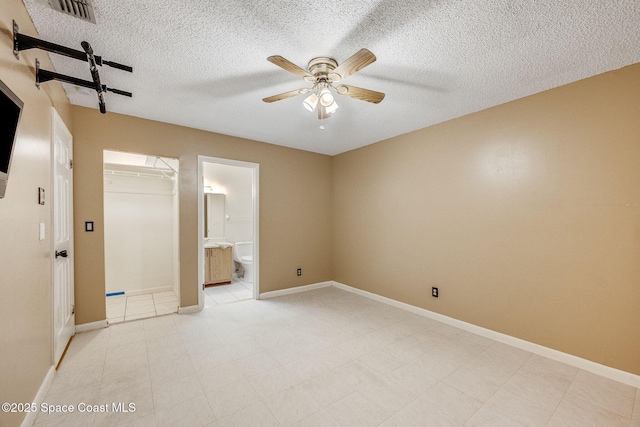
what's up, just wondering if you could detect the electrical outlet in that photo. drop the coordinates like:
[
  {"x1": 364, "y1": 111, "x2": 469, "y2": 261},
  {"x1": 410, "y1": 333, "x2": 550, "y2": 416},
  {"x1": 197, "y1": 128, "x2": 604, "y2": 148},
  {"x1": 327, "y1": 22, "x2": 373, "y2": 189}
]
[
  {"x1": 432, "y1": 287, "x2": 439, "y2": 298},
  {"x1": 297, "y1": 268, "x2": 302, "y2": 276}
]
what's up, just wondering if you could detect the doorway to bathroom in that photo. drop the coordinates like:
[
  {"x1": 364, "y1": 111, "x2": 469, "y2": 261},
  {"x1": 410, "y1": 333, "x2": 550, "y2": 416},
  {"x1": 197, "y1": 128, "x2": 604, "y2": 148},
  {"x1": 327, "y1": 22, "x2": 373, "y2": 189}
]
[
  {"x1": 103, "y1": 150, "x2": 180, "y2": 323},
  {"x1": 198, "y1": 156, "x2": 259, "y2": 309}
]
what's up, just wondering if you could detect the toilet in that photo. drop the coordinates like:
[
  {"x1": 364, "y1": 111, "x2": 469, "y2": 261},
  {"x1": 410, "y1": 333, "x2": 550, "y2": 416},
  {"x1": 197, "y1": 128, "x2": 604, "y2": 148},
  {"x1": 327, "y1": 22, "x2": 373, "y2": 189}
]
[{"x1": 233, "y1": 241, "x2": 253, "y2": 283}]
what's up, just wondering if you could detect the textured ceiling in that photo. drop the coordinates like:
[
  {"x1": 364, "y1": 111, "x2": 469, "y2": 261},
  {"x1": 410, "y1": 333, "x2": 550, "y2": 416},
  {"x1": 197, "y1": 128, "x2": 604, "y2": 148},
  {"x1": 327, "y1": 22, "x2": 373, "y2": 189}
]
[{"x1": 21, "y1": 0, "x2": 640, "y2": 155}]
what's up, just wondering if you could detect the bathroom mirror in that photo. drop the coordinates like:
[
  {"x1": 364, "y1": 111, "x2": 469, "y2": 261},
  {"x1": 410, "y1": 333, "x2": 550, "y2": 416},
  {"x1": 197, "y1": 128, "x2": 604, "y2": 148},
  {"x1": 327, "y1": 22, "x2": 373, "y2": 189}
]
[{"x1": 205, "y1": 193, "x2": 225, "y2": 238}]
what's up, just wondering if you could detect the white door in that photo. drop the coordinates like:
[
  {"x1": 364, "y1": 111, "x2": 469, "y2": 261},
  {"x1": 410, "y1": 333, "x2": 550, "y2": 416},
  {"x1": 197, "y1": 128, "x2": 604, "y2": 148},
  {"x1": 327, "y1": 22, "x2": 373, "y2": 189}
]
[{"x1": 52, "y1": 109, "x2": 74, "y2": 366}]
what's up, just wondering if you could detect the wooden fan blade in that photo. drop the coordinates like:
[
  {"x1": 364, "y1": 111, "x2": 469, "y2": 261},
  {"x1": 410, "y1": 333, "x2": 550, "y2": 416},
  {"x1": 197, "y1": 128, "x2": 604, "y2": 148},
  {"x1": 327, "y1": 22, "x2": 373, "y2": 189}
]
[
  {"x1": 267, "y1": 56, "x2": 315, "y2": 81},
  {"x1": 329, "y1": 49, "x2": 377, "y2": 82},
  {"x1": 335, "y1": 84, "x2": 385, "y2": 104},
  {"x1": 262, "y1": 88, "x2": 310, "y2": 103}
]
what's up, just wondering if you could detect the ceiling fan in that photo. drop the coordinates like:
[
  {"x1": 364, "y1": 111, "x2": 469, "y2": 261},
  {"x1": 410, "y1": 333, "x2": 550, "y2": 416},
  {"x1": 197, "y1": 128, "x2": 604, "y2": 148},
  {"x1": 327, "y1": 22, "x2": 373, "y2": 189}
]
[{"x1": 263, "y1": 48, "x2": 385, "y2": 120}]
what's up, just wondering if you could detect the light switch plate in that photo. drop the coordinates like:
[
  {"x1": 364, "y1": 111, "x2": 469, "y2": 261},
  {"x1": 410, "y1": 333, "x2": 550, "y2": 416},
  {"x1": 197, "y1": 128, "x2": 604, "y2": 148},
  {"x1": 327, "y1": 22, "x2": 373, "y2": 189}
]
[{"x1": 39, "y1": 222, "x2": 45, "y2": 240}]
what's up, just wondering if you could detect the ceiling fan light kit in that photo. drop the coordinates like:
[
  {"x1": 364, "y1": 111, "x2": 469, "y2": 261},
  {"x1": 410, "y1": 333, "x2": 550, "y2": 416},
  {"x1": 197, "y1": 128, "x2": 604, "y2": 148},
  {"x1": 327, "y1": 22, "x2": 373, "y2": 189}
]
[
  {"x1": 302, "y1": 81, "x2": 339, "y2": 119},
  {"x1": 263, "y1": 48, "x2": 385, "y2": 120}
]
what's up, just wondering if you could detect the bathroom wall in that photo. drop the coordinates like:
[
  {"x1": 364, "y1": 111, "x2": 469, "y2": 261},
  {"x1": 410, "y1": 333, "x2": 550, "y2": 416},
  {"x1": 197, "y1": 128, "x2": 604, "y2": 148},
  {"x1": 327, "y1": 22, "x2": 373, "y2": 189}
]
[
  {"x1": 104, "y1": 171, "x2": 177, "y2": 294},
  {"x1": 0, "y1": 3, "x2": 72, "y2": 426},
  {"x1": 204, "y1": 162, "x2": 253, "y2": 243},
  {"x1": 332, "y1": 64, "x2": 640, "y2": 375}
]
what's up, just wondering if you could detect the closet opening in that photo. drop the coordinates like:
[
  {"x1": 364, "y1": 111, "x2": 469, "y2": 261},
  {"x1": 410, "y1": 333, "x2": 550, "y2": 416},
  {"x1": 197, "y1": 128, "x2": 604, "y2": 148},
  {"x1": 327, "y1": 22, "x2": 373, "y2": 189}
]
[{"x1": 103, "y1": 150, "x2": 180, "y2": 323}]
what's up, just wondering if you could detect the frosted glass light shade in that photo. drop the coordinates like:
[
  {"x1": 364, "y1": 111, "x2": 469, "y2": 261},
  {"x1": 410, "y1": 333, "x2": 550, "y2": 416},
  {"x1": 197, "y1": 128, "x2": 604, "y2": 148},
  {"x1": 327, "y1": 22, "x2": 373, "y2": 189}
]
[
  {"x1": 325, "y1": 100, "x2": 339, "y2": 114},
  {"x1": 319, "y1": 88, "x2": 334, "y2": 107},
  {"x1": 303, "y1": 93, "x2": 319, "y2": 111}
]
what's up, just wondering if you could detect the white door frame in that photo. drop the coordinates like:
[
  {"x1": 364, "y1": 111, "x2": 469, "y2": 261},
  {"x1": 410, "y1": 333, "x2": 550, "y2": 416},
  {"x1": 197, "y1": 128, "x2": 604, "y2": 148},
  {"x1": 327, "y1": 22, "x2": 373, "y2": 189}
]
[
  {"x1": 197, "y1": 156, "x2": 259, "y2": 309},
  {"x1": 51, "y1": 108, "x2": 74, "y2": 366},
  {"x1": 102, "y1": 150, "x2": 181, "y2": 304}
]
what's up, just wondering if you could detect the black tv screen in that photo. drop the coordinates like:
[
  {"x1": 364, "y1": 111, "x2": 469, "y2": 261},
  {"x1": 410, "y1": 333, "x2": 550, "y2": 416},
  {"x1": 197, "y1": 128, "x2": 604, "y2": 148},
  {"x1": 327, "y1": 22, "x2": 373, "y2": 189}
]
[{"x1": 0, "y1": 78, "x2": 24, "y2": 198}]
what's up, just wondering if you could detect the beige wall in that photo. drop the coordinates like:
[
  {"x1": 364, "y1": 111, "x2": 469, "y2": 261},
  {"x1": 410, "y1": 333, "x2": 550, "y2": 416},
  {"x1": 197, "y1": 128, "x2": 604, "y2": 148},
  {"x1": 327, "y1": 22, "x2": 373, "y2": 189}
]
[
  {"x1": 0, "y1": 2, "x2": 72, "y2": 426},
  {"x1": 333, "y1": 64, "x2": 640, "y2": 375},
  {"x1": 71, "y1": 107, "x2": 333, "y2": 324}
]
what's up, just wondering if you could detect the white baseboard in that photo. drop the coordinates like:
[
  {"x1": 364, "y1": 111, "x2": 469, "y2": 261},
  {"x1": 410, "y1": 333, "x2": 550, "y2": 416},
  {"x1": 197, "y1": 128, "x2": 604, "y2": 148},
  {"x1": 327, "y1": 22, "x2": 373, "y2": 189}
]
[
  {"x1": 177, "y1": 305, "x2": 200, "y2": 314},
  {"x1": 259, "y1": 281, "x2": 333, "y2": 299},
  {"x1": 21, "y1": 366, "x2": 55, "y2": 427},
  {"x1": 331, "y1": 281, "x2": 640, "y2": 389},
  {"x1": 75, "y1": 319, "x2": 108, "y2": 333}
]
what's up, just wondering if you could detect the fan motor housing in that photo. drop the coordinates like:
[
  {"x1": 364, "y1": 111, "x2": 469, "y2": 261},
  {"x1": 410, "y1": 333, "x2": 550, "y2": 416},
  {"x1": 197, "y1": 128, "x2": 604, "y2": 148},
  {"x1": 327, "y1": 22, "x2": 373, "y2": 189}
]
[{"x1": 308, "y1": 57, "x2": 338, "y2": 81}]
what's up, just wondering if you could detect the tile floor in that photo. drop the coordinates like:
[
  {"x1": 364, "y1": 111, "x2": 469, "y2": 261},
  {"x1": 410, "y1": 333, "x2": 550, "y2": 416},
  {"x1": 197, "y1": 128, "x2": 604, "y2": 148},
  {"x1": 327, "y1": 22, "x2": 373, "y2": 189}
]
[
  {"x1": 38, "y1": 286, "x2": 639, "y2": 427},
  {"x1": 204, "y1": 279, "x2": 253, "y2": 307},
  {"x1": 106, "y1": 291, "x2": 179, "y2": 323}
]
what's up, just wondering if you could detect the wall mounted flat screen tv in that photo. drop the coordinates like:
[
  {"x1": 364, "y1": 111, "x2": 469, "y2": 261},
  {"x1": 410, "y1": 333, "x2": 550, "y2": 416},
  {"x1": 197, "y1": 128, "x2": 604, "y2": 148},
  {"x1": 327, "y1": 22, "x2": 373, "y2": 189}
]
[{"x1": 0, "y1": 78, "x2": 24, "y2": 199}]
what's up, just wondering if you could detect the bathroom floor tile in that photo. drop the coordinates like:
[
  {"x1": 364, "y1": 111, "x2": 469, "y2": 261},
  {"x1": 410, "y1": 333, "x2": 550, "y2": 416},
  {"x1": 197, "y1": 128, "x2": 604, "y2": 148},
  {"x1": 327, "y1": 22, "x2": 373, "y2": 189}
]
[
  {"x1": 212, "y1": 293, "x2": 240, "y2": 305},
  {"x1": 230, "y1": 290, "x2": 253, "y2": 300},
  {"x1": 205, "y1": 280, "x2": 253, "y2": 307},
  {"x1": 205, "y1": 286, "x2": 232, "y2": 296}
]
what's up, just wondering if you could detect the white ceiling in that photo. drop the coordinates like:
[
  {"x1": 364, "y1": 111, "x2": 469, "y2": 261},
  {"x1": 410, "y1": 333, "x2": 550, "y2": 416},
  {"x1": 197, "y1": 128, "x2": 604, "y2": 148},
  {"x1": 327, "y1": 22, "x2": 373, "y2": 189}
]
[{"x1": 22, "y1": 0, "x2": 640, "y2": 155}]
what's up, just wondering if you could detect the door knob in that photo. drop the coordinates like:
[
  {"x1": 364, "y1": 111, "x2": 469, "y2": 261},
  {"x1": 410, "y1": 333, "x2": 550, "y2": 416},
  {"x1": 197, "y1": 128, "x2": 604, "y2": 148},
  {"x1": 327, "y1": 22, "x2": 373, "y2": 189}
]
[{"x1": 55, "y1": 250, "x2": 68, "y2": 258}]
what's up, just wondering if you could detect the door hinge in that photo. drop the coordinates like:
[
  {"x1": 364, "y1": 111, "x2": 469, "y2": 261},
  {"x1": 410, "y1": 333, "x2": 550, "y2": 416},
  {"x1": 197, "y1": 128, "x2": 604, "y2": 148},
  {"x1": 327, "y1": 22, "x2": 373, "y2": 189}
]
[
  {"x1": 69, "y1": 159, "x2": 73, "y2": 169},
  {"x1": 71, "y1": 304, "x2": 75, "y2": 315}
]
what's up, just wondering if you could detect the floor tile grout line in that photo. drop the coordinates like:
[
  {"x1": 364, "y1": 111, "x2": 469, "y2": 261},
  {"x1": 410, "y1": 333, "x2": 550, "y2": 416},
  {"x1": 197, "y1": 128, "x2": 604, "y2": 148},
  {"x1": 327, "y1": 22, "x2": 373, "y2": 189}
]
[{"x1": 543, "y1": 363, "x2": 581, "y2": 426}]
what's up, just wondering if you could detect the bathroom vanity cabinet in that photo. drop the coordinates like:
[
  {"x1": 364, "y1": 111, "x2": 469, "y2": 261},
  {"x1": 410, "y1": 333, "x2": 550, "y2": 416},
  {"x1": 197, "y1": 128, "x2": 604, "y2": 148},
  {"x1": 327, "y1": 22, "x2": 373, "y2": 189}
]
[{"x1": 205, "y1": 247, "x2": 233, "y2": 285}]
